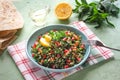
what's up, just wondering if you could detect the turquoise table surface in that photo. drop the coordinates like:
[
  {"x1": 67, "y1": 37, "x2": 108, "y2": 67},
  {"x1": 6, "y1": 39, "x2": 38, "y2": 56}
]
[{"x1": 0, "y1": 0, "x2": 120, "y2": 80}]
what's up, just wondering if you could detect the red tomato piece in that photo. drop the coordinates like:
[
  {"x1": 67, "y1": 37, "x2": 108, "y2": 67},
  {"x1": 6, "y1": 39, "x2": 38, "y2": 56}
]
[
  {"x1": 66, "y1": 59, "x2": 71, "y2": 63},
  {"x1": 76, "y1": 57, "x2": 81, "y2": 61},
  {"x1": 40, "y1": 59, "x2": 44, "y2": 64},
  {"x1": 65, "y1": 31, "x2": 71, "y2": 35},
  {"x1": 80, "y1": 44, "x2": 85, "y2": 49},
  {"x1": 38, "y1": 48, "x2": 42, "y2": 53},
  {"x1": 64, "y1": 65, "x2": 69, "y2": 68},
  {"x1": 74, "y1": 41, "x2": 79, "y2": 47},
  {"x1": 72, "y1": 37, "x2": 75, "y2": 40},
  {"x1": 43, "y1": 55, "x2": 46, "y2": 59},
  {"x1": 62, "y1": 37, "x2": 67, "y2": 41},
  {"x1": 57, "y1": 54, "x2": 61, "y2": 58},
  {"x1": 73, "y1": 34, "x2": 79, "y2": 40},
  {"x1": 55, "y1": 41, "x2": 61, "y2": 46},
  {"x1": 64, "y1": 49, "x2": 69, "y2": 53},
  {"x1": 50, "y1": 50, "x2": 54, "y2": 54},
  {"x1": 32, "y1": 53, "x2": 35, "y2": 57},
  {"x1": 32, "y1": 43, "x2": 36, "y2": 48}
]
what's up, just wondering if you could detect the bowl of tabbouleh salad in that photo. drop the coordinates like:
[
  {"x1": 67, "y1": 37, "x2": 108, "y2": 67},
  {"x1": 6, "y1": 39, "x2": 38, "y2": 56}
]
[{"x1": 26, "y1": 24, "x2": 90, "y2": 72}]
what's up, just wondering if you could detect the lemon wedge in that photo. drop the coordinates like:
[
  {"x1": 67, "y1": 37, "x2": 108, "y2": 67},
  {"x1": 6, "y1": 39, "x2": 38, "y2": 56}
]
[
  {"x1": 40, "y1": 37, "x2": 50, "y2": 47},
  {"x1": 44, "y1": 35, "x2": 52, "y2": 42}
]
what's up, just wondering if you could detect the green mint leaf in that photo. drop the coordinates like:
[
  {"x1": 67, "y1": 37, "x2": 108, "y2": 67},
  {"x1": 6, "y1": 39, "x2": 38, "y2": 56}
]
[
  {"x1": 100, "y1": 0, "x2": 119, "y2": 17},
  {"x1": 105, "y1": 18, "x2": 115, "y2": 28},
  {"x1": 110, "y1": 4, "x2": 120, "y2": 17},
  {"x1": 75, "y1": 0, "x2": 81, "y2": 6},
  {"x1": 73, "y1": 5, "x2": 80, "y2": 13},
  {"x1": 73, "y1": 0, "x2": 119, "y2": 28},
  {"x1": 81, "y1": 0, "x2": 87, "y2": 4}
]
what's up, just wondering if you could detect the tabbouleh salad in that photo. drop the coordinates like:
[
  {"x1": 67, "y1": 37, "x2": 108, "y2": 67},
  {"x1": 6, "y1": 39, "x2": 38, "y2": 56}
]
[{"x1": 31, "y1": 29, "x2": 86, "y2": 69}]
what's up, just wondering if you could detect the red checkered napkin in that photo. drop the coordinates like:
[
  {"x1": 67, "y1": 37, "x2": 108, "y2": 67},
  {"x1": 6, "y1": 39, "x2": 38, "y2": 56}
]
[{"x1": 7, "y1": 21, "x2": 114, "y2": 80}]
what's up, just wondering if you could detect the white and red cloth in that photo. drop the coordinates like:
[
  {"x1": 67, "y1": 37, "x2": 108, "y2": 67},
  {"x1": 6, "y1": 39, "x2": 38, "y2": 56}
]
[{"x1": 7, "y1": 21, "x2": 114, "y2": 80}]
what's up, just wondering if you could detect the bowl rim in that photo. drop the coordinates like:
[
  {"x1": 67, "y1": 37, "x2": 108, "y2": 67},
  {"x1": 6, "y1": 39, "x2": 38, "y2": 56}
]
[{"x1": 26, "y1": 24, "x2": 91, "y2": 72}]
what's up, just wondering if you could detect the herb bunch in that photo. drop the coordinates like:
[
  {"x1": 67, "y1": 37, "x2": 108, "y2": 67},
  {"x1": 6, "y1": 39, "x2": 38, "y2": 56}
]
[{"x1": 73, "y1": 0, "x2": 120, "y2": 28}]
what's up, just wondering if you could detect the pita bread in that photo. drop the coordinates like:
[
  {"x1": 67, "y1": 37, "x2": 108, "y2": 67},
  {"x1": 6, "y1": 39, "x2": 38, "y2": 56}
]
[
  {"x1": 0, "y1": 30, "x2": 17, "y2": 38},
  {"x1": 0, "y1": 35, "x2": 17, "y2": 48},
  {"x1": 0, "y1": 0, "x2": 24, "y2": 55},
  {"x1": 0, "y1": 0, "x2": 24, "y2": 31},
  {"x1": 0, "y1": 36, "x2": 13, "y2": 48},
  {"x1": 0, "y1": 35, "x2": 17, "y2": 55}
]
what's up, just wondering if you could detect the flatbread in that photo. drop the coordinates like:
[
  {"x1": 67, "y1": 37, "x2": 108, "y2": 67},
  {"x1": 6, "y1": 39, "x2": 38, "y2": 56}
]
[
  {"x1": 0, "y1": 35, "x2": 17, "y2": 48},
  {"x1": 0, "y1": 0, "x2": 24, "y2": 31},
  {"x1": 0, "y1": 36, "x2": 13, "y2": 48},
  {"x1": 0, "y1": 30, "x2": 17, "y2": 38},
  {"x1": 0, "y1": 35, "x2": 17, "y2": 55}
]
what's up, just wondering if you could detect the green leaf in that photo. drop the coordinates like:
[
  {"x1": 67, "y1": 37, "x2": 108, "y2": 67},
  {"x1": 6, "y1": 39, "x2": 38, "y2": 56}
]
[
  {"x1": 75, "y1": 0, "x2": 81, "y2": 6},
  {"x1": 89, "y1": 2, "x2": 97, "y2": 6},
  {"x1": 81, "y1": 0, "x2": 87, "y2": 4},
  {"x1": 73, "y1": 0, "x2": 119, "y2": 28},
  {"x1": 100, "y1": 13, "x2": 108, "y2": 19},
  {"x1": 93, "y1": 7, "x2": 98, "y2": 15},
  {"x1": 100, "y1": 0, "x2": 119, "y2": 17},
  {"x1": 110, "y1": 4, "x2": 120, "y2": 17},
  {"x1": 72, "y1": 5, "x2": 80, "y2": 13},
  {"x1": 105, "y1": 18, "x2": 115, "y2": 28},
  {"x1": 100, "y1": 0, "x2": 111, "y2": 11}
]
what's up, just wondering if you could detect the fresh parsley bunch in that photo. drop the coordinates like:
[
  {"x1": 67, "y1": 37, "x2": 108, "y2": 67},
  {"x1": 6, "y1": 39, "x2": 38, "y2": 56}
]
[{"x1": 73, "y1": 0, "x2": 120, "y2": 28}]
